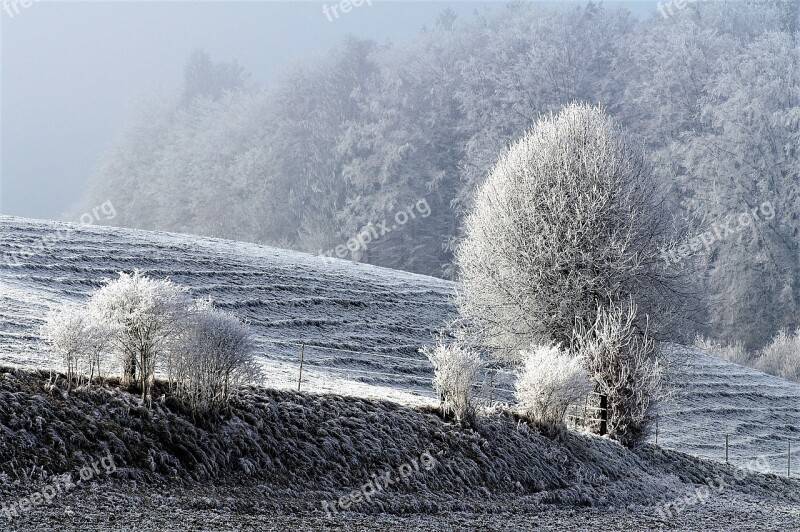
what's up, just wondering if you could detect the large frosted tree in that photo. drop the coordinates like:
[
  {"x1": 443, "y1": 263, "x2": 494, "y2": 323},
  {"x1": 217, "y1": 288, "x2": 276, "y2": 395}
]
[{"x1": 456, "y1": 103, "x2": 681, "y2": 358}]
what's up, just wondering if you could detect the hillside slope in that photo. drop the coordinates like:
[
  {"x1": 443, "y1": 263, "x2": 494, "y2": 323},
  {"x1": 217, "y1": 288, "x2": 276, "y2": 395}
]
[
  {"x1": 0, "y1": 215, "x2": 456, "y2": 405},
  {"x1": 659, "y1": 346, "x2": 800, "y2": 474},
  {"x1": 0, "y1": 366, "x2": 798, "y2": 532},
  {"x1": 1, "y1": 216, "x2": 799, "y2": 475}
]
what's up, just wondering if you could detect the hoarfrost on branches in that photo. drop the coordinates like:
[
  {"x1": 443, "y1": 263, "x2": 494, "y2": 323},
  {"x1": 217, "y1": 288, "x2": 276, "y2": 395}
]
[{"x1": 515, "y1": 344, "x2": 592, "y2": 435}]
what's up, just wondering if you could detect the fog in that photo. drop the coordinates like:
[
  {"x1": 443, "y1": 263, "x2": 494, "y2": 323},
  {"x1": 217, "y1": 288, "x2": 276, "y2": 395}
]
[{"x1": 2, "y1": 0, "x2": 565, "y2": 219}]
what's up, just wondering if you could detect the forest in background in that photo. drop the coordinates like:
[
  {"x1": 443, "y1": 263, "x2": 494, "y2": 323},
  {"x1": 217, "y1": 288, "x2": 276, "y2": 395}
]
[{"x1": 73, "y1": 1, "x2": 800, "y2": 352}]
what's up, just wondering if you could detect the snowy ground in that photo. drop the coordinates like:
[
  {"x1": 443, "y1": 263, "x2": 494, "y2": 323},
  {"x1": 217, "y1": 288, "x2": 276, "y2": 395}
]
[
  {"x1": 657, "y1": 346, "x2": 800, "y2": 475},
  {"x1": 1, "y1": 216, "x2": 798, "y2": 475},
  {"x1": 0, "y1": 365, "x2": 798, "y2": 532}
]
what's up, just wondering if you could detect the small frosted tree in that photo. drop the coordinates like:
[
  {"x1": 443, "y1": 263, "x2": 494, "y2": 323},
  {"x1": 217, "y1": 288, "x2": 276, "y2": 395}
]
[
  {"x1": 574, "y1": 299, "x2": 663, "y2": 447},
  {"x1": 82, "y1": 319, "x2": 114, "y2": 383},
  {"x1": 456, "y1": 103, "x2": 681, "y2": 359},
  {"x1": 515, "y1": 345, "x2": 592, "y2": 435},
  {"x1": 422, "y1": 341, "x2": 482, "y2": 423},
  {"x1": 88, "y1": 270, "x2": 189, "y2": 402},
  {"x1": 42, "y1": 304, "x2": 95, "y2": 389}
]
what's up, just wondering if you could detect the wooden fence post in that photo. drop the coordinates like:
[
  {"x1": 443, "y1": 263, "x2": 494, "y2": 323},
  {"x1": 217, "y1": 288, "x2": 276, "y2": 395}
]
[
  {"x1": 725, "y1": 434, "x2": 729, "y2": 464},
  {"x1": 297, "y1": 343, "x2": 305, "y2": 392},
  {"x1": 583, "y1": 395, "x2": 588, "y2": 430},
  {"x1": 789, "y1": 441, "x2": 792, "y2": 478},
  {"x1": 655, "y1": 414, "x2": 659, "y2": 446}
]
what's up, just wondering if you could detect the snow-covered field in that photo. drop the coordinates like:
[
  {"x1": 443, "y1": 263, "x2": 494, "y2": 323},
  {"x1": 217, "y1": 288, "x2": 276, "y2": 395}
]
[
  {"x1": 0, "y1": 216, "x2": 456, "y2": 406},
  {"x1": 1, "y1": 216, "x2": 798, "y2": 474},
  {"x1": 658, "y1": 347, "x2": 800, "y2": 475}
]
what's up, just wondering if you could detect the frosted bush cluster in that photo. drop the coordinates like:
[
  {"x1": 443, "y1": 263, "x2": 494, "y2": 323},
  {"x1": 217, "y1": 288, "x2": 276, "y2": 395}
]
[
  {"x1": 694, "y1": 336, "x2": 752, "y2": 367},
  {"x1": 698, "y1": 330, "x2": 800, "y2": 385},
  {"x1": 755, "y1": 329, "x2": 800, "y2": 382},
  {"x1": 42, "y1": 270, "x2": 258, "y2": 413},
  {"x1": 87, "y1": 270, "x2": 189, "y2": 400}
]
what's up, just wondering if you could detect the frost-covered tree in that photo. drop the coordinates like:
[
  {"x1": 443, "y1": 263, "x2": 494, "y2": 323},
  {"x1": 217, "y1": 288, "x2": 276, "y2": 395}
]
[
  {"x1": 574, "y1": 299, "x2": 663, "y2": 447},
  {"x1": 457, "y1": 103, "x2": 680, "y2": 358},
  {"x1": 169, "y1": 304, "x2": 259, "y2": 414},
  {"x1": 455, "y1": 3, "x2": 631, "y2": 199},
  {"x1": 422, "y1": 341, "x2": 482, "y2": 423},
  {"x1": 42, "y1": 303, "x2": 111, "y2": 389},
  {"x1": 515, "y1": 345, "x2": 592, "y2": 435},
  {"x1": 82, "y1": 315, "x2": 114, "y2": 383},
  {"x1": 88, "y1": 271, "x2": 190, "y2": 401},
  {"x1": 617, "y1": 1, "x2": 795, "y2": 350}
]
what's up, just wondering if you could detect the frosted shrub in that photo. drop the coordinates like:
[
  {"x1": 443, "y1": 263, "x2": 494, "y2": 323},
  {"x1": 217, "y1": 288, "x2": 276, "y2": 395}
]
[
  {"x1": 422, "y1": 341, "x2": 482, "y2": 423},
  {"x1": 755, "y1": 329, "x2": 800, "y2": 383},
  {"x1": 170, "y1": 306, "x2": 260, "y2": 415},
  {"x1": 514, "y1": 345, "x2": 592, "y2": 435},
  {"x1": 575, "y1": 299, "x2": 663, "y2": 448}
]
